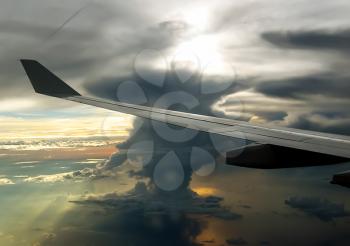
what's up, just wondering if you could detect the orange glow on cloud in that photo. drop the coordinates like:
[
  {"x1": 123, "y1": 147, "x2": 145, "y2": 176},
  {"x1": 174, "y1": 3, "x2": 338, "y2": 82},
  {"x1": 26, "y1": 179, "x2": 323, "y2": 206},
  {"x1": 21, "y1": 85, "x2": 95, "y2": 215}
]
[
  {"x1": 0, "y1": 144, "x2": 117, "y2": 162},
  {"x1": 192, "y1": 186, "x2": 218, "y2": 196},
  {"x1": 0, "y1": 113, "x2": 134, "y2": 140}
]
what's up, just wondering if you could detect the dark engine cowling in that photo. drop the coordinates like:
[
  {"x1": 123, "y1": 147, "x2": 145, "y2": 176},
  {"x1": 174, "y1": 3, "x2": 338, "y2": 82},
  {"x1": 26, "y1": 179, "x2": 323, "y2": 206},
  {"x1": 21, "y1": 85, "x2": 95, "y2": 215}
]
[
  {"x1": 331, "y1": 171, "x2": 350, "y2": 188},
  {"x1": 226, "y1": 143, "x2": 349, "y2": 169}
]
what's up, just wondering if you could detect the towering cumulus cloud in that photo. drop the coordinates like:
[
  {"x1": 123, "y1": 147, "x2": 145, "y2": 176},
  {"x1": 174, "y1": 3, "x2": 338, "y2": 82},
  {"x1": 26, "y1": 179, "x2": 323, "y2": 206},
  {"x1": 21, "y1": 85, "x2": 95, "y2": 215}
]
[{"x1": 83, "y1": 63, "x2": 244, "y2": 194}]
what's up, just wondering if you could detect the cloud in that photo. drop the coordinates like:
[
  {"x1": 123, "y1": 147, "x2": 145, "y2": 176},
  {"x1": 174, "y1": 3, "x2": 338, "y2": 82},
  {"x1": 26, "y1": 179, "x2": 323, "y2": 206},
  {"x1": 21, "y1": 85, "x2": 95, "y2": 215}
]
[
  {"x1": 0, "y1": 135, "x2": 128, "y2": 151},
  {"x1": 39, "y1": 205, "x2": 205, "y2": 246},
  {"x1": 3, "y1": 1, "x2": 350, "y2": 245},
  {"x1": 211, "y1": 87, "x2": 350, "y2": 134},
  {"x1": 212, "y1": 90, "x2": 296, "y2": 123},
  {"x1": 252, "y1": 73, "x2": 350, "y2": 134},
  {"x1": 285, "y1": 196, "x2": 350, "y2": 222},
  {"x1": 74, "y1": 181, "x2": 242, "y2": 221},
  {"x1": 37, "y1": 181, "x2": 241, "y2": 246},
  {"x1": 0, "y1": 0, "x2": 185, "y2": 102},
  {"x1": 1, "y1": 0, "x2": 350, "y2": 144},
  {"x1": 24, "y1": 172, "x2": 72, "y2": 183},
  {"x1": 14, "y1": 161, "x2": 40, "y2": 165},
  {"x1": 44, "y1": 232, "x2": 56, "y2": 240},
  {"x1": 23, "y1": 168, "x2": 96, "y2": 183},
  {"x1": 0, "y1": 178, "x2": 15, "y2": 185},
  {"x1": 288, "y1": 113, "x2": 350, "y2": 135},
  {"x1": 226, "y1": 237, "x2": 247, "y2": 245},
  {"x1": 82, "y1": 59, "x2": 245, "y2": 195},
  {"x1": 255, "y1": 73, "x2": 350, "y2": 100},
  {"x1": 262, "y1": 29, "x2": 350, "y2": 52}
]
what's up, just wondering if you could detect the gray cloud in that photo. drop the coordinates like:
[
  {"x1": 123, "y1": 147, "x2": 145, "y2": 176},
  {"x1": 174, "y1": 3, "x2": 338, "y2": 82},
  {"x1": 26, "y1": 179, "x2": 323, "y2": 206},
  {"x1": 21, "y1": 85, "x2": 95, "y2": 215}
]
[
  {"x1": 82, "y1": 63, "x2": 246, "y2": 195},
  {"x1": 262, "y1": 29, "x2": 350, "y2": 52},
  {"x1": 255, "y1": 73, "x2": 350, "y2": 99},
  {"x1": 0, "y1": 0, "x2": 188, "y2": 101},
  {"x1": 1, "y1": 0, "x2": 350, "y2": 140},
  {"x1": 2, "y1": 1, "x2": 350, "y2": 245},
  {"x1": 289, "y1": 114, "x2": 350, "y2": 135},
  {"x1": 40, "y1": 188, "x2": 207, "y2": 246},
  {"x1": 226, "y1": 237, "x2": 247, "y2": 245},
  {"x1": 73, "y1": 181, "x2": 242, "y2": 220},
  {"x1": 37, "y1": 180, "x2": 242, "y2": 245},
  {"x1": 253, "y1": 73, "x2": 350, "y2": 134},
  {"x1": 285, "y1": 196, "x2": 350, "y2": 222}
]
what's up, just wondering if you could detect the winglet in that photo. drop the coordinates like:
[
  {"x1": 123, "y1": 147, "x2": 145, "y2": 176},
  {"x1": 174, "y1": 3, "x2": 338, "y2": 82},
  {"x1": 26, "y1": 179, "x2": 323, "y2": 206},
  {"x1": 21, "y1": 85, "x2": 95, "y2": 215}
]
[{"x1": 20, "y1": 59, "x2": 81, "y2": 97}]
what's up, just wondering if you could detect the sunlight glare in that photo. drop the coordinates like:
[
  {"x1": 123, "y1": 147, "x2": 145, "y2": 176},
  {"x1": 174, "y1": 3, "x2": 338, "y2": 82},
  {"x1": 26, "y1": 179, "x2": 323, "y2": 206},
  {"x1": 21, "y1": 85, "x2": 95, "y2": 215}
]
[{"x1": 172, "y1": 35, "x2": 231, "y2": 76}]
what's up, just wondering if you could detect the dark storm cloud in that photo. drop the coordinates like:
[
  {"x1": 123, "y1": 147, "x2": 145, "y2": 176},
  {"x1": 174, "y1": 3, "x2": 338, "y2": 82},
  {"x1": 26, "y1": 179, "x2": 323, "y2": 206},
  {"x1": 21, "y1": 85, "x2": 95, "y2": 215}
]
[
  {"x1": 289, "y1": 114, "x2": 350, "y2": 135},
  {"x1": 254, "y1": 111, "x2": 288, "y2": 121},
  {"x1": 285, "y1": 196, "x2": 350, "y2": 222},
  {"x1": 82, "y1": 65, "x2": 247, "y2": 196},
  {"x1": 253, "y1": 71, "x2": 350, "y2": 134},
  {"x1": 318, "y1": 236, "x2": 350, "y2": 246},
  {"x1": 0, "y1": 4, "x2": 109, "y2": 97},
  {"x1": 262, "y1": 29, "x2": 350, "y2": 51},
  {"x1": 40, "y1": 201, "x2": 205, "y2": 246},
  {"x1": 84, "y1": 70, "x2": 243, "y2": 108},
  {"x1": 226, "y1": 237, "x2": 247, "y2": 245},
  {"x1": 64, "y1": 93, "x2": 244, "y2": 239},
  {"x1": 40, "y1": 181, "x2": 241, "y2": 245},
  {"x1": 238, "y1": 204, "x2": 251, "y2": 209},
  {"x1": 257, "y1": 30, "x2": 350, "y2": 133},
  {"x1": 255, "y1": 73, "x2": 350, "y2": 100},
  {"x1": 73, "y1": 182, "x2": 242, "y2": 220},
  {"x1": 0, "y1": 1, "x2": 187, "y2": 100}
]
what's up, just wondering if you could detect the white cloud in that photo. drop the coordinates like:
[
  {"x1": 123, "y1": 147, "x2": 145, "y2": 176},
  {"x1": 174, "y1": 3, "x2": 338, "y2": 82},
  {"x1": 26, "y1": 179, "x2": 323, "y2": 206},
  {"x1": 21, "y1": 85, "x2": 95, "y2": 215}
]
[
  {"x1": 23, "y1": 168, "x2": 97, "y2": 183},
  {"x1": 0, "y1": 178, "x2": 15, "y2": 185},
  {"x1": 23, "y1": 172, "x2": 72, "y2": 183},
  {"x1": 0, "y1": 135, "x2": 127, "y2": 151},
  {"x1": 14, "y1": 161, "x2": 40, "y2": 165},
  {"x1": 0, "y1": 98, "x2": 37, "y2": 113}
]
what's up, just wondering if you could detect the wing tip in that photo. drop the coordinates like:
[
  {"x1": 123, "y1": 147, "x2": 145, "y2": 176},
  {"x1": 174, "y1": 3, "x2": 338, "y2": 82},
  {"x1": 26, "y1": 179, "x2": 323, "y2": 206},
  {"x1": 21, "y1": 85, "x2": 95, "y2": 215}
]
[{"x1": 20, "y1": 59, "x2": 81, "y2": 97}]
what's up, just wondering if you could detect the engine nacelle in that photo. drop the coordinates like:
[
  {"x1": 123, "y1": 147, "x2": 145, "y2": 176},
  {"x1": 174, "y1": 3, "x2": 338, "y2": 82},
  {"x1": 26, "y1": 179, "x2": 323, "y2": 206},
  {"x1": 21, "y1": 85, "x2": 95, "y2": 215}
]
[
  {"x1": 226, "y1": 143, "x2": 349, "y2": 169},
  {"x1": 331, "y1": 171, "x2": 350, "y2": 188}
]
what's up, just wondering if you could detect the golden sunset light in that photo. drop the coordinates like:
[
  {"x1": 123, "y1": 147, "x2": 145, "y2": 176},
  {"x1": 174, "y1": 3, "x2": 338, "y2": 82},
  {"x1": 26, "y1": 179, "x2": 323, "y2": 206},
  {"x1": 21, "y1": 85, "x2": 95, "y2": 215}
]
[{"x1": 1, "y1": 0, "x2": 350, "y2": 245}]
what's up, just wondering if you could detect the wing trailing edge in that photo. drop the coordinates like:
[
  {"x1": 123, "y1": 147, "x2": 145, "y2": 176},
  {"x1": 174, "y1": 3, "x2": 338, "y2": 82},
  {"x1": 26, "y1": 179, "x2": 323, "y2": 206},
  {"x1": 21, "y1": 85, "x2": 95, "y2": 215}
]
[{"x1": 21, "y1": 60, "x2": 350, "y2": 169}]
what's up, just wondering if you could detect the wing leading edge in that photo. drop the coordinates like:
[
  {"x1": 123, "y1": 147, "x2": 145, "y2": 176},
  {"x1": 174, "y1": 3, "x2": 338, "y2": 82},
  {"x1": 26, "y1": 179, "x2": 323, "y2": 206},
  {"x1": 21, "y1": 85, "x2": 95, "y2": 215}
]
[{"x1": 21, "y1": 59, "x2": 350, "y2": 168}]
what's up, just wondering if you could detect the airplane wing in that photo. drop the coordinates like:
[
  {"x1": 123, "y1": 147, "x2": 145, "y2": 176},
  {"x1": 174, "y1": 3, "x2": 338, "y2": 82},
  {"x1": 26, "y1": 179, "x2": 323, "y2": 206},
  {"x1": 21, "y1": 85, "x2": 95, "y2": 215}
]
[{"x1": 20, "y1": 59, "x2": 350, "y2": 169}]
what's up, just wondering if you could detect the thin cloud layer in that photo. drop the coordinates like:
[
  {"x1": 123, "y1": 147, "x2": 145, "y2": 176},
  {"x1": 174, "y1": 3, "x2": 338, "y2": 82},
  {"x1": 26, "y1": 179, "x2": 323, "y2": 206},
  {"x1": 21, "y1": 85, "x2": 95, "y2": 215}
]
[{"x1": 285, "y1": 196, "x2": 350, "y2": 222}]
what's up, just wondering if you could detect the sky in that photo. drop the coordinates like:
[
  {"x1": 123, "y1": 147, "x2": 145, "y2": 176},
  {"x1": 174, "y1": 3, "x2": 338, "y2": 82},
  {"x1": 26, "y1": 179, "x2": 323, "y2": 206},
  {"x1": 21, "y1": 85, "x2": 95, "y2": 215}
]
[{"x1": 1, "y1": 0, "x2": 350, "y2": 245}]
